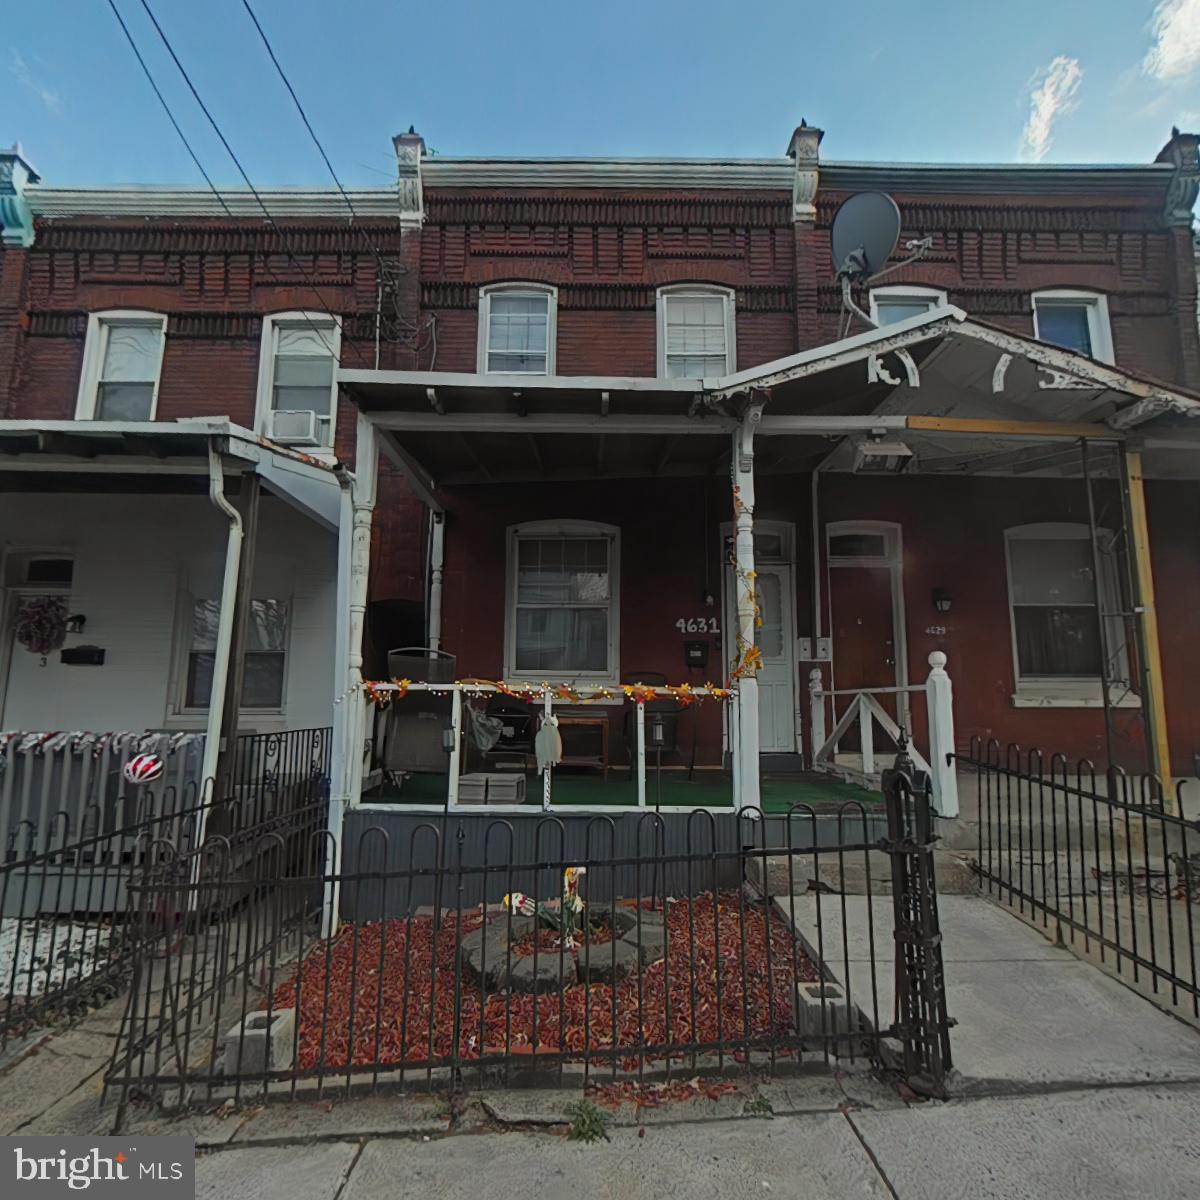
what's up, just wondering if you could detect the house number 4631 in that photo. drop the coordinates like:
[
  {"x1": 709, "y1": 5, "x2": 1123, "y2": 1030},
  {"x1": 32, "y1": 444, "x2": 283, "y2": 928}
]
[{"x1": 675, "y1": 618, "x2": 720, "y2": 634}]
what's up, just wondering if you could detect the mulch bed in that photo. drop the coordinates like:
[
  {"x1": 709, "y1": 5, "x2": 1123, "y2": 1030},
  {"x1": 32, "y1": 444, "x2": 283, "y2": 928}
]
[{"x1": 272, "y1": 890, "x2": 817, "y2": 1072}]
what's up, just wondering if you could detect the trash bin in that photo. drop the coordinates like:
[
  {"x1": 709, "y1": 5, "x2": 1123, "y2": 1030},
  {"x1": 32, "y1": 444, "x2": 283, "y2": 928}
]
[{"x1": 383, "y1": 648, "x2": 458, "y2": 774}]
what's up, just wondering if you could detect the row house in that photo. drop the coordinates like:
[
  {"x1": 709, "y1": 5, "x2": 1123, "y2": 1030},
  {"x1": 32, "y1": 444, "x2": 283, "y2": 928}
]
[{"x1": 0, "y1": 125, "x2": 1198, "y2": 856}]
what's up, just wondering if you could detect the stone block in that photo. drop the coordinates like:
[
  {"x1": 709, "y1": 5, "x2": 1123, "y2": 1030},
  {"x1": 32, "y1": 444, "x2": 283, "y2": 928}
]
[
  {"x1": 576, "y1": 937, "x2": 640, "y2": 985},
  {"x1": 627, "y1": 922, "x2": 668, "y2": 965},
  {"x1": 216, "y1": 1009, "x2": 295, "y2": 1077},
  {"x1": 508, "y1": 954, "x2": 571, "y2": 994},
  {"x1": 792, "y1": 981, "x2": 856, "y2": 1041}
]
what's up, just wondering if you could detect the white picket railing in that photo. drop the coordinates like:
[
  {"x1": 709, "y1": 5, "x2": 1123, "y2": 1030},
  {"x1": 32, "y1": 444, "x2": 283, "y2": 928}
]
[{"x1": 808, "y1": 651, "x2": 958, "y2": 817}]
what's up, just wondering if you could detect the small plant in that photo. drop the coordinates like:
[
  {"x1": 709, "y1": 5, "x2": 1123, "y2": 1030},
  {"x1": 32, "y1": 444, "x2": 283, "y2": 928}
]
[
  {"x1": 744, "y1": 1094, "x2": 774, "y2": 1118},
  {"x1": 565, "y1": 1098, "x2": 611, "y2": 1143}
]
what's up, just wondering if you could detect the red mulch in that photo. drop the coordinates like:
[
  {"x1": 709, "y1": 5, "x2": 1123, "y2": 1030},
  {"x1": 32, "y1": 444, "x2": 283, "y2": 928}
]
[
  {"x1": 271, "y1": 891, "x2": 817, "y2": 1072},
  {"x1": 510, "y1": 921, "x2": 615, "y2": 957}
]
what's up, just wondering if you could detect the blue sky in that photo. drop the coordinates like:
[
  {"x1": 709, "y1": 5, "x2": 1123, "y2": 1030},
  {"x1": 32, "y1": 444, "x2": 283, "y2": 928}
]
[{"x1": 3, "y1": 1, "x2": 1200, "y2": 186}]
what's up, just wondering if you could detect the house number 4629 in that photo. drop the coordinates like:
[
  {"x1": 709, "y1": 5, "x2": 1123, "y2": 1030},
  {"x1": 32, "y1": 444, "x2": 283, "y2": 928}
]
[{"x1": 675, "y1": 618, "x2": 720, "y2": 634}]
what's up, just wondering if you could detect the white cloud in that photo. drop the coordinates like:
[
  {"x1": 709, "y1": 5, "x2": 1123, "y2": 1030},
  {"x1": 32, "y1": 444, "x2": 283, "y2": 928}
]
[
  {"x1": 1020, "y1": 56, "x2": 1083, "y2": 163},
  {"x1": 1143, "y1": 0, "x2": 1200, "y2": 82},
  {"x1": 10, "y1": 50, "x2": 63, "y2": 116}
]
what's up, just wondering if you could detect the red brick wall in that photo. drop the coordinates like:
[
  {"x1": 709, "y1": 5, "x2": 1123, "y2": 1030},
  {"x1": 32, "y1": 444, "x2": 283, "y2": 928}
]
[{"x1": 434, "y1": 473, "x2": 1200, "y2": 773}]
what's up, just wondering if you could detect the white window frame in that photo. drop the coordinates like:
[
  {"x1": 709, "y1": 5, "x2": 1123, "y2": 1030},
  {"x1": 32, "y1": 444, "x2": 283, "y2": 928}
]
[
  {"x1": 656, "y1": 284, "x2": 736, "y2": 379},
  {"x1": 869, "y1": 285, "x2": 948, "y2": 326},
  {"x1": 477, "y1": 283, "x2": 557, "y2": 376},
  {"x1": 1003, "y1": 522, "x2": 1136, "y2": 708},
  {"x1": 254, "y1": 311, "x2": 342, "y2": 448},
  {"x1": 1031, "y1": 290, "x2": 1114, "y2": 365},
  {"x1": 74, "y1": 310, "x2": 168, "y2": 421},
  {"x1": 504, "y1": 519, "x2": 620, "y2": 686},
  {"x1": 169, "y1": 590, "x2": 293, "y2": 720}
]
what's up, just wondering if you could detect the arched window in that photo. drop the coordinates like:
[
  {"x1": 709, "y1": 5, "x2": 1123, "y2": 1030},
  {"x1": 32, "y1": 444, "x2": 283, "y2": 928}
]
[
  {"x1": 256, "y1": 311, "x2": 342, "y2": 447},
  {"x1": 656, "y1": 284, "x2": 736, "y2": 378},
  {"x1": 1004, "y1": 522, "x2": 1131, "y2": 704},
  {"x1": 477, "y1": 282, "x2": 557, "y2": 375},
  {"x1": 505, "y1": 520, "x2": 619, "y2": 683},
  {"x1": 75, "y1": 310, "x2": 168, "y2": 421},
  {"x1": 1031, "y1": 290, "x2": 1114, "y2": 364}
]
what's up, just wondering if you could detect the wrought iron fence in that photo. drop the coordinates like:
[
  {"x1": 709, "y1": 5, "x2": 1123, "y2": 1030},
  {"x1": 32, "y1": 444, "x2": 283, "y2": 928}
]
[
  {"x1": 967, "y1": 738, "x2": 1199, "y2": 1021},
  {"x1": 0, "y1": 727, "x2": 332, "y2": 1050},
  {"x1": 106, "y1": 763, "x2": 951, "y2": 1123}
]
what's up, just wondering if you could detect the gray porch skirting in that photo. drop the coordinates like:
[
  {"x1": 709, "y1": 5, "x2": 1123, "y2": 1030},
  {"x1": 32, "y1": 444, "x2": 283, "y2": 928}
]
[{"x1": 338, "y1": 808, "x2": 887, "y2": 919}]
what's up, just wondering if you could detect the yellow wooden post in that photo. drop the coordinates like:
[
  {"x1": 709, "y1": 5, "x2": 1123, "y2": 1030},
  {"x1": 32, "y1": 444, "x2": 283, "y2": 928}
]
[{"x1": 1125, "y1": 449, "x2": 1175, "y2": 811}]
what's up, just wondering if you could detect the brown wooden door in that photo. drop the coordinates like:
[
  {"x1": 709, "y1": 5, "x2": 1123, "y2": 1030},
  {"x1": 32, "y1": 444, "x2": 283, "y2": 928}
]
[{"x1": 829, "y1": 566, "x2": 896, "y2": 747}]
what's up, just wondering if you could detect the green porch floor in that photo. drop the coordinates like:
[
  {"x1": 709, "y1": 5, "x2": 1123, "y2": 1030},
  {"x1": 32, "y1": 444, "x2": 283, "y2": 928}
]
[{"x1": 365, "y1": 769, "x2": 880, "y2": 812}]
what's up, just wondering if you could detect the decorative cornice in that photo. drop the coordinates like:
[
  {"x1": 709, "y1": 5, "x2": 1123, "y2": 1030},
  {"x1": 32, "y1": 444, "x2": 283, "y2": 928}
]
[
  {"x1": 820, "y1": 162, "x2": 1175, "y2": 197},
  {"x1": 27, "y1": 308, "x2": 383, "y2": 341},
  {"x1": 0, "y1": 145, "x2": 39, "y2": 247},
  {"x1": 31, "y1": 223, "x2": 408, "y2": 254},
  {"x1": 424, "y1": 158, "x2": 795, "y2": 190},
  {"x1": 25, "y1": 185, "x2": 420, "y2": 222},
  {"x1": 816, "y1": 198, "x2": 1171, "y2": 233},
  {"x1": 426, "y1": 193, "x2": 792, "y2": 229},
  {"x1": 420, "y1": 281, "x2": 793, "y2": 312}
]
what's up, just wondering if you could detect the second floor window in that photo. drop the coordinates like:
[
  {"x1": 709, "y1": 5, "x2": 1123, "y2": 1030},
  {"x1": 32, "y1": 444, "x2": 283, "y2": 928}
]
[
  {"x1": 1031, "y1": 291, "x2": 1113, "y2": 364},
  {"x1": 870, "y1": 286, "x2": 947, "y2": 326},
  {"x1": 478, "y1": 284, "x2": 556, "y2": 374},
  {"x1": 257, "y1": 313, "x2": 341, "y2": 447},
  {"x1": 657, "y1": 286, "x2": 735, "y2": 378},
  {"x1": 76, "y1": 311, "x2": 167, "y2": 421}
]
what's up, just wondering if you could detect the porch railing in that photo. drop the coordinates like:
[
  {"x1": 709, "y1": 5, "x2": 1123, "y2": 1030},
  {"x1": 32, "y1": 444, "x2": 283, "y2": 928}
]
[
  {"x1": 808, "y1": 651, "x2": 958, "y2": 817},
  {"x1": 362, "y1": 681, "x2": 742, "y2": 812}
]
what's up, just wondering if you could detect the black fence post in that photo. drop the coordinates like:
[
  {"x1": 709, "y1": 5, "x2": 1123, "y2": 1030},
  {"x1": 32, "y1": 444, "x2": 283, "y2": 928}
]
[{"x1": 881, "y1": 739, "x2": 952, "y2": 1097}]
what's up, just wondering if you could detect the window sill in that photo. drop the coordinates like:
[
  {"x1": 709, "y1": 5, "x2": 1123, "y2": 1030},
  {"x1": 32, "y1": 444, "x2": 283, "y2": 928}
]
[{"x1": 1011, "y1": 692, "x2": 1141, "y2": 709}]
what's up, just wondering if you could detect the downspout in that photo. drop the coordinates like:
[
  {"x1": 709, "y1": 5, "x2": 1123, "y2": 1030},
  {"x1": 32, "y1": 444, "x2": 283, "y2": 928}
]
[
  {"x1": 428, "y1": 511, "x2": 445, "y2": 651},
  {"x1": 198, "y1": 444, "x2": 242, "y2": 817},
  {"x1": 326, "y1": 463, "x2": 354, "y2": 935}
]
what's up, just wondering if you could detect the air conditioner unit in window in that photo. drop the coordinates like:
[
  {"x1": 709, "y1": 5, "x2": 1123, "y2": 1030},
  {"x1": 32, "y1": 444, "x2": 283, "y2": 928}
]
[{"x1": 269, "y1": 410, "x2": 319, "y2": 445}]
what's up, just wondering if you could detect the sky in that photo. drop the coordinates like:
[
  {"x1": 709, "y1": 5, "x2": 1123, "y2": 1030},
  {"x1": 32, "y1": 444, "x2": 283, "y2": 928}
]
[{"x1": 2, "y1": 1, "x2": 1200, "y2": 187}]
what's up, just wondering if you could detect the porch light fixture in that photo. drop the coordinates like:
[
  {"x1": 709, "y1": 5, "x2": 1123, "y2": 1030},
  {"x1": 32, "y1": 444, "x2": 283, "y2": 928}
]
[
  {"x1": 65, "y1": 614, "x2": 87, "y2": 634},
  {"x1": 932, "y1": 588, "x2": 952, "y2": 614},
  {"x1": 852, "y1": 437, "x2": 914, "y2": 475}
]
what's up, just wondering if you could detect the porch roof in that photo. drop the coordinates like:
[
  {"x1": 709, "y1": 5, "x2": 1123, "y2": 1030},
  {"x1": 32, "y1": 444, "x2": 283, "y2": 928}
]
[
  {"x1": 0, "y1": 419, "x2": 344, "y2": 530},
  {"x1": 338, "y1": 309, "x2": 1200, "y2": 490}
]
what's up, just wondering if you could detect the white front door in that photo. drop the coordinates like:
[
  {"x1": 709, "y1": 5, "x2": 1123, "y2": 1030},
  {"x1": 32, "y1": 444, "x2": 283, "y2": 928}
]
[{"x1": 723, "y1": 522, "x2": 798, "y2": 754}]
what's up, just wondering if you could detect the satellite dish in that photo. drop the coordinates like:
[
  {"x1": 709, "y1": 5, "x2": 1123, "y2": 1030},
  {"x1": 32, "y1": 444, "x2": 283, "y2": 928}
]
[{"x1": 830, "y1": 192, "x2": 901, "y2": 282}]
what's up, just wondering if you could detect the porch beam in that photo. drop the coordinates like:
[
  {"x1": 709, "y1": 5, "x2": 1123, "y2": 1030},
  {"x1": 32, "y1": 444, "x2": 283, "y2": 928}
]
[
  {"x1": 1124, "y1": 448, "x2": 1174, "y2": 801},
  {"x1": 375, "y1": 427, "x2": 443, "y2": 513},
  {"x1": 370, "y1": 411, "x2": 737, "y2": 436},
  {"x1": 906, "y1": 415, "x2": 1123, "y2": 441}
]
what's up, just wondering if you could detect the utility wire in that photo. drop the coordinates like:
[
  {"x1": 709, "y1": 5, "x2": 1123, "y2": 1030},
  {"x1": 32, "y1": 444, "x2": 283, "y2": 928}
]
[
  {"x1": 136, "y1": 0, "x2": 361, "y2": 363},
  {"x1": 106, "y1": 0, "x2": 232, "y2": 216},
  {"x1": 239, "y1": 0, "x2": 435, "y2": 353}
]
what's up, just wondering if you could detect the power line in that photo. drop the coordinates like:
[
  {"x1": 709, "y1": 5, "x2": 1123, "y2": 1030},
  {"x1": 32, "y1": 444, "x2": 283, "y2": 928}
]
[
  {"x1": 238, "y1": 0, "x2": 436, "y2": 355},
  {"x1": 106, "y1": 0, "x2": 232, "y2": 216},
  {"x1": 136, "y1": 0, "x2": 362, "y2": 363}
]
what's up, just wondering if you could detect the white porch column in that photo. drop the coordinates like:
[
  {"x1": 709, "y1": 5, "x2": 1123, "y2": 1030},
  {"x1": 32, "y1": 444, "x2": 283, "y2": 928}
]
[
  {"x1": 427, "y1": 511, "x2": 446, "y2": 650},
  {"x1": 731, "y1": 403, "x2": 763, "y2": 811},
  {"x1": 327, "y1": 414, "x2": 378, "y2": 934}
]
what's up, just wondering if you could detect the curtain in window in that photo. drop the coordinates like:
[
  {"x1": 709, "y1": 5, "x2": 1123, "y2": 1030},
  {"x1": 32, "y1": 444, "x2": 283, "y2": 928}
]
[
  {"x1": 664, "y1": 295, "x2": 728, "y2": 377},
  {"x1": 514, "y1": 537, "x2": 610, "y2": 673},
  {"x1": 97, "y1": 322, "x2": 162, "y2": 420},
  {"x1": 487, "y1": 294, "x2": 549, "y2": 373},
  {"x1": 1009, "y1": 537, "x2": 1102, "y2": 677}
]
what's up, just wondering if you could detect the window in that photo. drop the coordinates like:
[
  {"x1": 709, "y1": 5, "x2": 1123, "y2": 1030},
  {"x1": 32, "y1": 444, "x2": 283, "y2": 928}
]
[
  {"x1": 256, "y1": 312, "x2": 341, "y2": 447},
  {"x1": 75, "y1": 311, "x2": 166, "y2": 421},
  {"x1": 869, "y1": 286, "x2": 947, "y2": 327},
  {"x1": 183, "y1": 598, "x2": 290, "y2": 710},
  {"x1": 506, "y1": 521, "x2": 618, "y2": 682},
  {"x1": 657, "y1": 285, "x2": 735, "y2": 378},
  {"x1": 1031, "y1": 291, "x2": 1113, "y2": 363},
  {"x1": 478, "y1": 284, "x2": 556, "y2": 375},
  {"x1": 1004, "y1": 524, "x2": 1129, "y2": 701}
]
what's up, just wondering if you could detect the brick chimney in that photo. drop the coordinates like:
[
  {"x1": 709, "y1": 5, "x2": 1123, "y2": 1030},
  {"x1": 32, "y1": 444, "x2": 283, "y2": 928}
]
[{"x1": 392, "y1": 127, "x2": 425, "y2": 225}]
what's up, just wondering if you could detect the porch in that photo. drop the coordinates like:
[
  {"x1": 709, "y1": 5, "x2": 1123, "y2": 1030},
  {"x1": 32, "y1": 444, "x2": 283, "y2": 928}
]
[{"x1": 336, "y1": 308, "x2": 1200, "y2": 826}]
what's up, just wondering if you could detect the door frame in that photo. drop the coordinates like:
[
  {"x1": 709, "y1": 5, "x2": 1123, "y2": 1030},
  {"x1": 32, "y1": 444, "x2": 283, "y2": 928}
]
[
  {"x1": 720, "y1": 519, "x2": 799, "y2": 754},
  {"x1": 825, "y1": 521, "x2": 910, "y2": 734}
]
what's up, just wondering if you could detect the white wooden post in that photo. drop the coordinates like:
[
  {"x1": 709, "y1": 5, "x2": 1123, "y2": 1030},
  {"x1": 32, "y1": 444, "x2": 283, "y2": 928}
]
[
  {"x1": 731, "y1": 406, "x2": 763, "y2": 811},
  {"x1": 447, "y1": 687, "x2": 463, "y2": 809},
  {"x1": 925, "y1": 650, "x2": 959, "y2": 818},
  {"x1": 808, "y1": 667, "x2": 826, "y2": 767},
  {"x1": 636, "y1": 700, "x2": 647, "y2": 808},
  {"x1": 858, "y1": 696, "x2": 874, "y2": 776},
  {"x1": 730, "y1": 687, "x2": 742, "y2": 809},
  {"x1": 542, "y1": 690, "x2": 553, "y2": 810}
]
